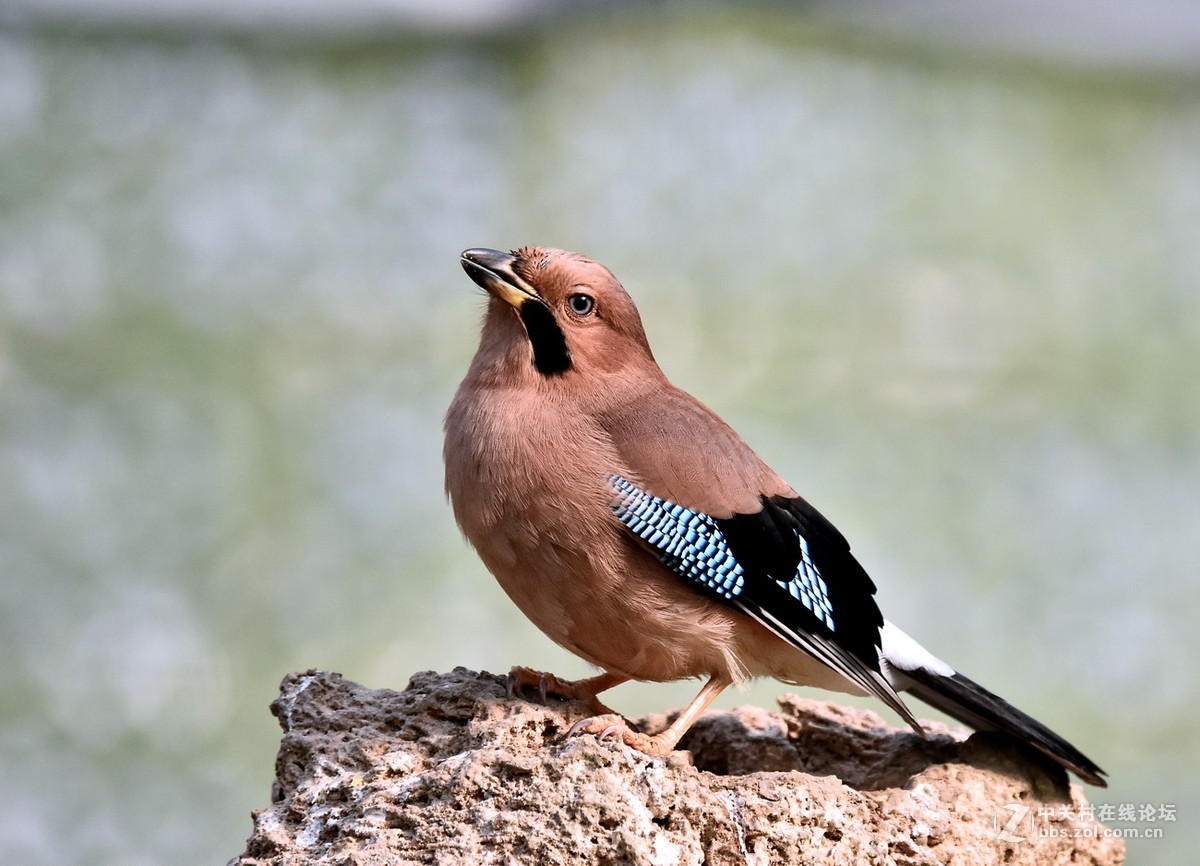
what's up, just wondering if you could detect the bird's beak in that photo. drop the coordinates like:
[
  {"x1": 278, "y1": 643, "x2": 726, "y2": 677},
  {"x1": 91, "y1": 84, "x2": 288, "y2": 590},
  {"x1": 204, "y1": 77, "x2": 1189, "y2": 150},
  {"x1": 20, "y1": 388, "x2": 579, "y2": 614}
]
[{"x1": 460, "y1": 248, "x2": 540, "y2": 309}]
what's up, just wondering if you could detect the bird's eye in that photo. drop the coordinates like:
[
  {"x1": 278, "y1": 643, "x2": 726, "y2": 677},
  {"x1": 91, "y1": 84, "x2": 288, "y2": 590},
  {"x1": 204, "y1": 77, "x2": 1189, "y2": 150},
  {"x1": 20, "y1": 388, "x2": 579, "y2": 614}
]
[{"x1": 567, "y1": 293, "x2": 595, "y2": 316}]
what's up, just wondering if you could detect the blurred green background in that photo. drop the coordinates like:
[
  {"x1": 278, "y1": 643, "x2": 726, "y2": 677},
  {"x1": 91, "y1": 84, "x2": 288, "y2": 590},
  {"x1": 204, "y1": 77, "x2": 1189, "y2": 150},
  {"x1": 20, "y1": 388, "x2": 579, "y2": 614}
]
[{"x1": 1, "y1": 2, "x2": 1197, "y2": 863}]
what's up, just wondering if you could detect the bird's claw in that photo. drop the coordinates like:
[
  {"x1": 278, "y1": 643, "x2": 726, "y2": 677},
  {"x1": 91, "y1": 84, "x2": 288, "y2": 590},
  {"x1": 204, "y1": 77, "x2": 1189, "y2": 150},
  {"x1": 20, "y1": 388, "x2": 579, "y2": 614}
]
[
  {"x1": 599, "y1": 723, "x2": 627, "y2": 741},
  {"x1": 506, "y1": 666, "x2": 573, "y2": 704},
  {"x1": 565, "y1": 713, "x2": 677, "y2": 756},
  {"x1": 567, "y1": 713, "x2": 625, "y2": 738},
  {"x1": 505, "y1": 666, "x2": 621, "y2": 716}
]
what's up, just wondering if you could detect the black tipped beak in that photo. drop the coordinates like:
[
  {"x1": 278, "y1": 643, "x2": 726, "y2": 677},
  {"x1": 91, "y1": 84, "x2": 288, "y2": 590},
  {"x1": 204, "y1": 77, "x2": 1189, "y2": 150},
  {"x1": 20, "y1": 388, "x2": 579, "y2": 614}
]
[
  {"x1": 460, "y1": 248, "x2": 538, "y2": 308},
  {"x1": 461, "y1": 248, "x2": 517, "y2": 273}
]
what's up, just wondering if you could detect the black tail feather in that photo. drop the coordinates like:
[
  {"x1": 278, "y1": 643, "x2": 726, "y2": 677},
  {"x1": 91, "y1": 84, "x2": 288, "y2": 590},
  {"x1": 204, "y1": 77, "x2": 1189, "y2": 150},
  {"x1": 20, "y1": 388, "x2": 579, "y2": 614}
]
[{"x1": 901, "y1": 667, "x2": 1107, "y2": 787}]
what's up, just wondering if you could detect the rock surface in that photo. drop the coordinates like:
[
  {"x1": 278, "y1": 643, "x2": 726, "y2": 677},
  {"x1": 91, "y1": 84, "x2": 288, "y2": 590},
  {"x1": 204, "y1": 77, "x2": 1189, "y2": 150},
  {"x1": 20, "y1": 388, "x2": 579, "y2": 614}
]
[{"x1": 229, "y1": 668, "x2": 1124, "y2": 865}]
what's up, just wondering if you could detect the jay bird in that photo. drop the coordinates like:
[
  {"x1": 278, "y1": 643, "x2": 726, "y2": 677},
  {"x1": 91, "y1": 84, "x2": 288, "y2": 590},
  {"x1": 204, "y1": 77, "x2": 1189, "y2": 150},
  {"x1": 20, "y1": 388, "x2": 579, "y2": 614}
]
[{"x1": 444, "y1": 246, "x2": 1106, "y2": 787}]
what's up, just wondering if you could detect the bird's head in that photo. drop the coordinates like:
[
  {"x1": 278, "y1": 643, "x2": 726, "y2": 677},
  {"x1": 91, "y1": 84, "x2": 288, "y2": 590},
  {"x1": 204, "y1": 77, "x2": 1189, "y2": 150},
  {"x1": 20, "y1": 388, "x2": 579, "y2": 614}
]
[{"x1": 459, "y1": 246, "x2": 658, "y2": 382}]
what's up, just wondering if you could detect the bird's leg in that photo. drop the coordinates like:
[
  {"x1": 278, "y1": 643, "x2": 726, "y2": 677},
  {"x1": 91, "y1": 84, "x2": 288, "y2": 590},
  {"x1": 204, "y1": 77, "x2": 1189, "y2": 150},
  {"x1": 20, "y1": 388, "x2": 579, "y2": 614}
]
[
  {"x1": 567, "y1": 675, "x2": 731, "y2": 757},
  {"x1": 506, "y1": 666, "x2": 628, "y2": 717}
]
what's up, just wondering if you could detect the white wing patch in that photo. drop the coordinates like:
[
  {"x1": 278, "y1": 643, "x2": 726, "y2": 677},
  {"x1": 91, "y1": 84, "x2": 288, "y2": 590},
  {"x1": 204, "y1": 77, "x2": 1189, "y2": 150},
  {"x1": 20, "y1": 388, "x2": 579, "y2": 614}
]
[{"x1": 880, "y1": 620, "x2": 955, "y2": 677}]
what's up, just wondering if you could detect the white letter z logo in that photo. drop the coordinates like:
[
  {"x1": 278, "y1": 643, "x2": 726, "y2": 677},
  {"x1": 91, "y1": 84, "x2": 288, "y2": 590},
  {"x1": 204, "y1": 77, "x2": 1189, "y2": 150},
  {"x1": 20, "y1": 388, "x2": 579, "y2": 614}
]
[{"x1": 995, "y1": 803, "x2": 1030, "y2": 843}]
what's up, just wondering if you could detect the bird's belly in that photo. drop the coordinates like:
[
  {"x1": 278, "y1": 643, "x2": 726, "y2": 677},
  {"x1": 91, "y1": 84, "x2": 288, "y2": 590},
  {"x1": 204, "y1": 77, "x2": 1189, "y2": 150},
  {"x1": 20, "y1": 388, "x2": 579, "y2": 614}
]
[
  {"x1": 470, "y1": 523, "x2": 715, "y2": 680},
  {"x1": 472, "y1": 513, "x2": 866, "y2": 695}
]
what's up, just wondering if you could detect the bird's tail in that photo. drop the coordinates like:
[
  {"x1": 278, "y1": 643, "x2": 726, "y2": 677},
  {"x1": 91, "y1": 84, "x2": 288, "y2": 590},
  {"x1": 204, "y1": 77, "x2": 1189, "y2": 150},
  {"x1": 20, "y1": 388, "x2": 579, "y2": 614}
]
[{"x1": 880, "y1": 621, "x2": 1107, "y2": 787}]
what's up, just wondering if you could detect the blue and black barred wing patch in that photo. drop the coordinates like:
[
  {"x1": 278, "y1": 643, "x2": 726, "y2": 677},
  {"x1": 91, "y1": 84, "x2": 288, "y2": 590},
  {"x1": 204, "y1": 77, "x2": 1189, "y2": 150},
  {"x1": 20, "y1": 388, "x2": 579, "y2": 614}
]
[
  {"x1": 605, "y1": 479, "x2": 748, "y2": 600},
  {"x1": 607, "y1": 473, "x2": 919, "y2": 730}
]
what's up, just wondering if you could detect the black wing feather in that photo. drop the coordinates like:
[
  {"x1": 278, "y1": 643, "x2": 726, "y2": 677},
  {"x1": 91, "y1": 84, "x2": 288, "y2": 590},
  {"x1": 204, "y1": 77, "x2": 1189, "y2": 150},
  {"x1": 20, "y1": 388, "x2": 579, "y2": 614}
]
[{"x1": 717, "y1": 494, "x2": 883, "y2": 668}]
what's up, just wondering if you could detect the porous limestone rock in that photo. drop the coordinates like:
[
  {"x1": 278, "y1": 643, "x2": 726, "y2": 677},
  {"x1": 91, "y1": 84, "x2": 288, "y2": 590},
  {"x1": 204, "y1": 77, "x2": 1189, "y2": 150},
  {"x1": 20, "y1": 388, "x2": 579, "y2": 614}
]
[{"x1": 229, "y1": 667, "x2": 1124, "y2": 865}]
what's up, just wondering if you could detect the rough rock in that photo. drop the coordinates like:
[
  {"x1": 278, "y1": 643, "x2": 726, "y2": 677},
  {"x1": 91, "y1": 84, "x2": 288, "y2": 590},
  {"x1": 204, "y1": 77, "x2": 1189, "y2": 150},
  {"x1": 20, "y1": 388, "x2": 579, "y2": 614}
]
[{"x1": 229, "y1": 668, "x2": 1124, "y2": 865}]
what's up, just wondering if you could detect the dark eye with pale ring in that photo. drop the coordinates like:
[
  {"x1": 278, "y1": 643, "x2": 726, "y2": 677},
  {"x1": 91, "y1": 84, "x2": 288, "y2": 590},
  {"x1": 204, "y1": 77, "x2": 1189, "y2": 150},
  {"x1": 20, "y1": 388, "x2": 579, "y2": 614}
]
[{"x1": 567, "y1": 293, "x2": 595, "y2": 316}]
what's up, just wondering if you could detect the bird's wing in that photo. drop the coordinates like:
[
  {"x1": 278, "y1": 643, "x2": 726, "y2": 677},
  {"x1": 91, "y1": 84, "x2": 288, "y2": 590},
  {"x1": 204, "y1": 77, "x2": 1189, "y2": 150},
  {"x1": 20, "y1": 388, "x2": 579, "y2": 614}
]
[
  {"x1": 604, "y1": 471, "x2": 921, "y2": 731},
  {"x1": 599, "y1": 386, "x2": 919, "y2": 728}
]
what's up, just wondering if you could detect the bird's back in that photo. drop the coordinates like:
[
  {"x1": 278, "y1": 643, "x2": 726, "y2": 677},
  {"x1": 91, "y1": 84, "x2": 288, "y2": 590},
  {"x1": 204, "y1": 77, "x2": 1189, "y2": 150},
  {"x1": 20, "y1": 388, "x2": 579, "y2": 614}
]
[{"x1": 596, "y1": 383, "x2": 794, "y2": 516}]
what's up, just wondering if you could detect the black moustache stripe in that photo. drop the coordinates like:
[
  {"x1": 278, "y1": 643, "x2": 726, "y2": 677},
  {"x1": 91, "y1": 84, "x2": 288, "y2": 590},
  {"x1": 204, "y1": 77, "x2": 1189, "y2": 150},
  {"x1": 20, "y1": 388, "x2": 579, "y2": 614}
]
[{"x1": 519, "y1": 300, "x2": 571, "y2": 376}]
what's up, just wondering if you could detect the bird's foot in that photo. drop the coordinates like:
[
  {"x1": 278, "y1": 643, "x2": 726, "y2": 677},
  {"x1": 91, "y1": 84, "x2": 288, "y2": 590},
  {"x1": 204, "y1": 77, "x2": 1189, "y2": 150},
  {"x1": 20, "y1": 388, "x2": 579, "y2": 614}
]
[
  {"x1": 562, "y1": 675, "x2": 729, "y2": 757},
  {"x1": 566, "y1": 713, "x2": 679, "y2": 756},
  {"x1": 505, "y1": 666, "x2": 622, "y2": 717}
]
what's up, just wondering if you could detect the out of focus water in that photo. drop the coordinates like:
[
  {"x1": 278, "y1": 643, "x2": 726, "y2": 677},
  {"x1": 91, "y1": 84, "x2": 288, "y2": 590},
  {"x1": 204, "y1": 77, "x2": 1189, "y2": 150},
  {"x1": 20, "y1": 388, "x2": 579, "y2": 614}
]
[{"x1": 1, "y1": 9, "x2": 1197, "y2": 864}]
